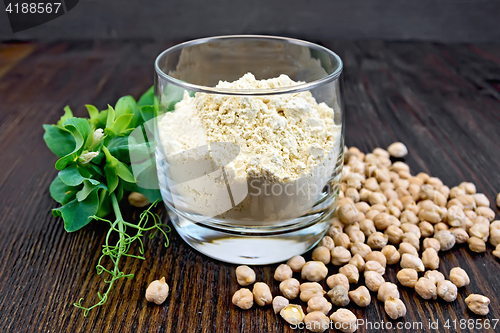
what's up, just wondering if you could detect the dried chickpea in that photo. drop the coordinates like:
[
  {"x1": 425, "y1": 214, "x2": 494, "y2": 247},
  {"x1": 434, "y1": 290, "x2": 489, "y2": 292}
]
[
  {"x1": 387, "y1": 142, "x2": 408, "y2": 158},
  {"x1": 272, "y1": 296, "x2": 289, "y2": 314},
  {"x1": 401, "y1": 233, "x2": 420, "y2": 250},
  {"x1": 450, "y1": 227, "x2": 469, "y2": 244},
  {"x1": 274, "y1": 264, "x2": 293, "y2": 281},
  {"x1": 348, "y1": 229, "x2": 366, "y2": 243},
  {"x1": 232, "y1": 288, "x2": 254, "y2": 310},
  {"x1": 419, "y1": 184, "x2": 435, "y2": 201},
  {"x1": 391, "y1": 161, "x2": 410, "y2": 173},
  {"x1": 424, "y1": 270, "x2": 445, "y2": 284},
  {"x1": 456, "y1": 194, "x2": 476, "y2": 210},
  {"x1": 302, "y1": 261, "x2": 328, "y2": 282},
  {"x1": 449, "y1": 267, "x2": 470, "y2": 288},
  {"x1": 374, "y1": 168, "x2": 391, "y2": 183},
  {"x1": 434, "y1": 222, "x2": 448, "y2": 233},
  {"x1": 280, "y1": 304, "x2": 306, "y2": 325},
  {"x1": 300, "y1": 282, "x2": 325, "y2": 302},
  {"x1": 419, "y1": 221, "x2": 434, "y2": 238},
  {"x1": 374, "y1": 213, "x2": 397, "y2": 230},
  {"x1": 145, "y1": 277, "x2": 169, "y2": 305},
  {"x1": 468, "y1": 237, "x2": 486, "y2": 253},
  {"x1": 472, "y1": 193, "x2": 490, "y2": 207},
  {"x1": 334, "y1": 233, "x2": 351, "y2": 249},
  {"x1": 476, "y1": 206, "x2": 495, "y2": 222},
  {"x1": 365, "y1": 251, "x2": 387, "y2": 268},
  {"x1": 423, "y1": 238, "x2": 441, "y2": 252},
  {"x1": 330, "y1": 308, "x2": 358, "y2": 333},
  {"x1": 253, "y1": 282, "x2": 272, "y2": 306},
  {"x1": 319, "y1": 236, "x2": 335, "y2": 251},
  {"x1": 359, "y1": 188, "x2": 373, "y2": 202},
  {"x1": 439, "y1": 185, "x2": 450, "y2": 198},
  {"x1": 381, "y1": 245, "x2": 401, "y2": 265},
  {"x1": 494, "y1": 244, "x2": 500, "y2": 258},
  {"x1": 365, "y1": 260, "x2": 385, "y2": 275},
  {"x1": 369, "y1": 192, "x2": 387, "y2": 206},
  {"x1": 434, "y1": 230, "x2": 456, "y2": 251},
  {"x1": 359, "y1": 219, "x2": 376, "y2": 237},
  {"x1": 384, "y1": 297, "x2": 407, "y2": 320},
  {"x1": 400, "y1": 253, "x2": 424, "y2": 272},
  {"x1": 327, "y1": 273, "x2": 349, "y2": 291},
  {"x1": 307, "y1": 296, "x2": 332, "y2": 315},
  {"x1": 327, "y1": 224, "x2": 343, "y2": 239},
  {"x1": 355, "y1": 201, "x2": 371, "y2": 213},
  {"x1": 367, "y1": 232, "x2": 389, "y2": 250},
  {"x1": 397, "y1": 268, "x2": 418, "y2": 288},
  {"x1": 349, "y1": 286, "x2": 371, "y2": 307},
  {"x1": 337, "y1": 203, "x2": 360, "y2": 224},
  {"x1": 415, "y1": 278, "x2": 437, "y2": 300},
  {"x1": 380, "y1": 181, "x2": 395, "y2": 192},
  {"x1": 373, "y1": 147, "x2": 390, "y2": 159},
  {"x1": 459, "y1": 182, "x2": 476, "y2": 194},
  {"x1": 371, "y1": 204, "x2": 388, "y2": 213},
  {"x1": 339, "y1": 264, "x2": 359, "y2": 284},
  {"x1": 331, "y1": 247, "x2": 352, "y2": 266},
  {"x1": 401, "y1": 223, "x2": 421, "y2": 238},
  {"x1": 303, "y1": 311, "x2": 330, "y2": 333},
  {"x1": 469, "y1": 222, "x2": 489, "y2": 242},
  {"x1": 400, "y1": 210, "x2": 419, "y2": 224},
  {"x1": 490, "y1": 224, "x2": 500, "y2": 247},
  {"x1": 385, "y1": 225, "x2": 404, "y2": 244},
  {"x1": 350, "y1": 241, "x2": 372, "y2": 259},
  {"x1": 346, "y1": 187, "x2": 360, "y2": 203},
  {"x1": 346, "y1": 250, "x2": 363, "y2": 270},
  {"x1": 447, "y1": 205, "x2": 466, "y2": 228},
  {"x1": 398, "y1": 242, "x2": 418, "y2": 256},
  {"x1": 327, "y1": 285, "x2": 350, "y2": 306},
  {"x1": 235, "y1": 265, "x2": 256, "y2": 286},
  {"x1": 312, "y1": 246, "x2": 331, "y2": 265},
  {"x1": 465, "y1": 294, "x2": 490, "y2": 316},
  {"x1": 385, "y1": 189, "x2": 399, "y2": 202},
  {"x1": 437, "y1": 280, "x2": 458, "y2": 302},
  {"x1": 377, "y1": 282, "x2": 400, "y2": 303},
  {"x1": 364, "y1": 177, "x2": 379, "y2": 191},
  {"x1": 364, "y1": 271, "x2": 385, "y2": 292},
  {"x1": 287, "y1": 255, "x2": 306, "y2": 272},
  {"x1": 279, "y1": 278, "x2": 300, "y2": 299},
  {"x1": 422, "y1": 248, "x2": 440, "y2": 270}
]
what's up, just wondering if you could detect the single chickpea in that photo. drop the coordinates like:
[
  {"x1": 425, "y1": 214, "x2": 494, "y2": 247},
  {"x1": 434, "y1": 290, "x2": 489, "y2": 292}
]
[
  {"x1": 490, "y1": 224, "x2": 500, "y2": 247},
  {"x1": 415, "y1": 278, "x2": 437, "y2": 300},
  {"x1": 347, "y1": 286, "x2": 370, "y2": 308},
  {"x1": 419, "y1": 221, "x2": 434, "y2": 238},
  {"x1": 327, "y1": 224, "x2": 343, "y2": 239},
  {"x1": 307, "y1": 296, "x2": 332, "y2": 315},
  {"x1": 374, "y1": 213, "x2": 398, "y2": 230},
  {"x1": 331, "y1": 247, "x2": 352, "y2": 266},
  {"x1": 232, "y1": 288, "x2": 254, "y2": 310},
  {"x1": 371, "y1": 204, "x2": 388, "y2": 213},
  {"x1": 450, "y1": 227, "x2": 469, "y2": 244},
  {"x1": 419, "y1": 184, "x2": 435, "y2": 201},
  {"x1": 422, "y1": 248, "x2": 440, "y2": 270},
  {"x1": 274, "y1": 264, "x2": 293, "y2": 281},
  {"x1": 326, "y1": 273, "x2": 349, "y2": 291},
  {"x1": 380, "y1": 181, "x2": 395, "y2": 192},
  {"x1": 235, "y1": 265, "x2": 256, "y2": 286},
  {"x1": 398, "y1": 242, "x2": 418, "y2": 256},
  {"x1": 330, "y1": 308, "x2": 358, "y2": 333},
  {"x1": 346, "y1": 187, "x2": 360, "y2": 203},
  {"x1": 145, "y1": 277, "x2": 170, "y2": 305},
  {"x1": 381, "y1": 245, "x2": 401, "y2": 265},
  {"x1": 377, "y1": 282, "x2": 400, "y2": 303},
  {"x1": 319, "y1": 236, "x2": 335, "y2": 251},
  {"x1": 327, "y1": 285, "x2": 350, "y2": 306},
  {"x1": 449, "y1": 267, "x2": 470, "y2": 288},
  {"x1": 401, "y1": 223, "x2": 421, "y2": 238},
  {"x1": 348, "y1": 229, "x2": 366, "y2": 243},
  {"x1": 400, "y1": 253, "x2": 424, "y2": 272},
  {"x1": 350, "y1": 241, "x2": 372, "y2": 259},
  {"x1": 280, "y1": 304, "x2": 306, "y2": 325},
  {"x1": 384, "y1": 297, "x2": 407, "y2": 320},
  {"x1": 367, "y1": 232, "x2": 389, "y2": 250},
  {"x1": 437, "y1": 280, "x2": 458, "y2": 302},
  {"x1": 434, "y1": 222, "x2": 448, "y2": 233},
  {"x1": 390, "y1": 161, "x2": 410, "y2": 173},
  {"x1": 447, "y1": 205, "x2": 466, "y2": 228},
  {"x1": 364, "y1": 177, "x2": 380, "y2": 191},
  {"x1": 459, "y1": 182, "x2": 476, "y2": 195},
  {"x1": 279, "y1": 278, "x2": 300, "y2": 299},
  {"x1": 397, "y1": 268, "x2": 418, "y2": 288},
  {"x1": 476, "y1": 206, "x2": 495, "y2": 222},
  {"x1": 468, "y1": 237, "x2": 486, "y2": 253},
  {"x1": 387, "y1": 142, "x2": 408, "y2": 158},
  {"x1": 434, "y1": 230, "x2": 456, "y2": 251},
  {"x1": 339, "y1": 264, "x2": 359, "y2": 284},
  {"x1": 385, "y1": 225, "x2": 404, "y2": 244},
  {"x1": 456, "y1": 194, "x2": 476, "y2": 210},
  {"x1": 494, "y1": 244, "x2": 500, "y2": 258},
  {"x1": 472, "y1": 193, "x2": 490, "y2": 207},
  {"x1": 359, "y1": 219, "x2": 376, "y2": 237},
  {"x1": 375, "y1": 168, "x2": 391, "y2": 183},
  {"x1": 334, "y1": 233, "x2": 351, "y2": 249},
  {"x1": 300, "y1": 282, "x2": 325, "y2": 302},
  {"x1": 365, "y1": 260, "x2": 385, "y2": 275},
  {"x1": 272, "y1": 296, "x2": 289, "y2": 314},
  {"x1": 355, "y1": 201, "x2": 371, "y2": 213},
  {"x1": 465, "y1": 294, "x2": 490, "y2": 316},
  {"x1": 364, "y1": 271, "x2": 385, "y2": 292},
  {"x1": 312, "y1": 246, "x2": 331, "y2": 265},
  {"x1": 400, "y1": 210, "x2": 419, "y2": 224},
  {"x1": 337, "y1": 203, "x2": 360, "y2": 224},
  {"x1": 359, "y1": 188, "x2": 373, "y2": 202},
  {"x1": 349, "y1": 254, "x2": 366, "y2": 272},
  {"x1": 427, "y1": 177, "x2": 444, "y2": 190},
  {"x1": 287, "y1": 255, "x2": 306, "y2": 272},
  {"x1": 469, "y1": 222, "x2": 489, "y2": 242},
  {"x1": 439, "y1": 185, "x2": 450, "y2": 198},
  {"x1": 303, "y1": 311, "x2": 330, "y2": 333},
  {"x1": 365, "y1": 251, "x2": 387, "y2": 268},
  {"x1": 253, "y1": 282, "x2": 272, "y2": 306},
  {"x1": 424, "y1": 270, "x2": 445, "y2": 285},
  {"x1": 369, "y1": 192, "x2": 388, "y2": 206},
  {"x1": 423, "y1": 238, "x2": 441, "y2": 252},
  {"x1": 416, "y1": 172, "x2": 430, "y2": 183},
  {"x1": 401, "y1": 233, "x2": 420, "y2": 250},
  {"x1": 302, "y1": 261, "x2": 328, "y2": 282}
]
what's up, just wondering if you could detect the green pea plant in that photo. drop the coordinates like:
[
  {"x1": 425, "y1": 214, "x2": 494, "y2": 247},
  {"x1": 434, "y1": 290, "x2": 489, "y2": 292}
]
[{"x1": 43, "y1": 87, "x2": 170, "y2": 316}]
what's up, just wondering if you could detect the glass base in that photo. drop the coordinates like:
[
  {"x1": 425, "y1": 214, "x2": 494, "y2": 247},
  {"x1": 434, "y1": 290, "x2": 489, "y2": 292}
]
[{"x1": 167, "y1": 208, "x2": 331, "y2": 265}]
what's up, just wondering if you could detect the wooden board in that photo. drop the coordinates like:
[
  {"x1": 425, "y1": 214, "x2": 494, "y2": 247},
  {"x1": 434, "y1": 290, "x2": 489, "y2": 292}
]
[{"x1": 0, "y1": 40, "x2": 499, "y2": 333}]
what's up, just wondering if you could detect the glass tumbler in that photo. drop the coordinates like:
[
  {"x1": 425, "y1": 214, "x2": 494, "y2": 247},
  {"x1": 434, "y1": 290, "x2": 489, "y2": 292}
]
[{"x1": 154, "y1": 35, "x2": 344, "y2": 264}]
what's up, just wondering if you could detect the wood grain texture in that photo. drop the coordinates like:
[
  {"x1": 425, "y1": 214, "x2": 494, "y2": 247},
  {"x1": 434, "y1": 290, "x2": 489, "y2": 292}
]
[{"x1": 0, "y1": 40, "x2": 499, "y2": 333}]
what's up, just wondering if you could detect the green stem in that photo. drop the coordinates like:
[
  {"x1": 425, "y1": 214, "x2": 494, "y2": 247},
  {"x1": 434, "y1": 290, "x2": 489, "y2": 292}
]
[{"x1": 110, "y1": 193, "x2": 125, "y2": 275}]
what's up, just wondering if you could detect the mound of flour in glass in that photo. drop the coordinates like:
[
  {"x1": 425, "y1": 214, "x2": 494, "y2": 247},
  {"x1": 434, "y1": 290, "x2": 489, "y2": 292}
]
[{"x1": 158, "y1": 73, "x2": 341, "y2": 222}]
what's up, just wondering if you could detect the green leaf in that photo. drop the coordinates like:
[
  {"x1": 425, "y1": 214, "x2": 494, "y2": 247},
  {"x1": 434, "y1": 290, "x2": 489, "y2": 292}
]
[
  {"x1": 43, "y1": 125, "x2": 76, "y2": 158},
  {"x1": 111, "y1": 114, "x2": 134, "y2": 136},
  {"x1": 56, "y1": 106, "x2": 74, "y2": 127},
  {"x1": 49, "y1": 176, "x2": 80, "y2": 205},
  {"x1": 52, "y1": 190, "x2": 99, "y2": 232},
  {"x1": 55, "y1": 118, "x2": 92, "y2": 170},
  {"x1": 59, "y1": 164, "x2": 99, "y2": 186},
  {"x1": 76, "y1": 180, "x2": 105, "y2": 202},
  {"x1": 140, "y1": 105, "x2": 156, "y2": 123},
  {"x1": 138, "y1": 86, "x2": 154, "y2": 107},
  {"x1": 115, "y1": 96, "x2": 137, "y2": 117},
  {"x1": 85, "y1": 104, "x2": 99, "y2": 119},
  {"x1": 106, "y1": 105, "x2": 116, "y2": 129},
  {"x1": 115, "y1": 161, "x2": 136, "y2": 183},
  {"x1": 104, "y1": 165, "x2": 119, "y2": 193}
]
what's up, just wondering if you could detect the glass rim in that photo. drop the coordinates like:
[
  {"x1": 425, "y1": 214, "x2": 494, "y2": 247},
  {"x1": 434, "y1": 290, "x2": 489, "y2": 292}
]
[{"x1": 154, "y1": 35, "x2": 343, "y2": 96}]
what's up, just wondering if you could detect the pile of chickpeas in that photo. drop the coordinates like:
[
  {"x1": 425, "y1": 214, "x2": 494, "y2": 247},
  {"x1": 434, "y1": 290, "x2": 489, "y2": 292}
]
[{"x1": 232, "y1": 142, "x2": 499, "y2": 332}]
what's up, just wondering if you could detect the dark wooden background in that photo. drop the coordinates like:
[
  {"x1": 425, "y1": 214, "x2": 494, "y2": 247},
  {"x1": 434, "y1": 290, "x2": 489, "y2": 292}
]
[{"x1": 0, "y1": 40, "x2": 500, "y2": 333}]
